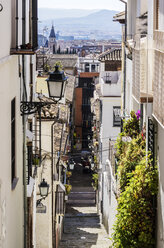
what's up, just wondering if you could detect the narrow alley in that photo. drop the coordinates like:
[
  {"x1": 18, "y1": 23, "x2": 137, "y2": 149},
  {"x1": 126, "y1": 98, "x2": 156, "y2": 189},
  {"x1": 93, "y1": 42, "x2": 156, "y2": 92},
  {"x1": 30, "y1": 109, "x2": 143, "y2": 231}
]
[{"x1": 59, "y1": 161, "x2": 111, "y2": 248}]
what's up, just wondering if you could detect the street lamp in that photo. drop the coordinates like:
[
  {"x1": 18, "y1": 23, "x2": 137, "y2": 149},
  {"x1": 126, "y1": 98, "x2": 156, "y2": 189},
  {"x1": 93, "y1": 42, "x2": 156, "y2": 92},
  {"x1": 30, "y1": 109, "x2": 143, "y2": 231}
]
[
  {"x1": 36, "y1": 179, "x2": 49, "y2": 207},
  {"x1": 20, "y1": 65, "x2": 68, "y2": 115},
  {"x1": 69, "y1": 160, "x2": 75, "y2": 170},
  {"x1": 38, "y1": 178, "x2": 49, "y2": 197},
  {"x1": 46, "y1": 65, "x2": 68, "y2": 99}
]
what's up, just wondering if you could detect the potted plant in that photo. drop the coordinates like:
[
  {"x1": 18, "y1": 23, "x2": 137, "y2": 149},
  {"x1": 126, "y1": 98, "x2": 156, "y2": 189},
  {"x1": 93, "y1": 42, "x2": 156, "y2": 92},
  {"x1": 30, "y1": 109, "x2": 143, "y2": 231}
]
[
  {"x1": 64, "y1": 184, "x2": 72, "y2": 200},
  {"x1": 32, "y1": 157, "x2": 40, "y2": 166}
]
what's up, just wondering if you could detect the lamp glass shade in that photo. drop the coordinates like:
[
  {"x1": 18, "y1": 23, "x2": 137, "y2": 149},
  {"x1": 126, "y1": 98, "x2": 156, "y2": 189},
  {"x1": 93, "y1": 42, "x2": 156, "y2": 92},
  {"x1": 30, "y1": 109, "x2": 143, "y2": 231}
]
[
  {"x1": 69, "y1": 163, "x2": 74, "y2": 170},
  {"x1": 39, "y1": 179, "x2": 49, "y2": 197},
  {"x1": 47, "y1": 80, "x2": 64, "y2": 98},
  {"x1": 91, "y1": 163, "x2": 94, "y2": 169},
  {"x1": 46, "y1": 65, "x2": 68, "y2": 99}
]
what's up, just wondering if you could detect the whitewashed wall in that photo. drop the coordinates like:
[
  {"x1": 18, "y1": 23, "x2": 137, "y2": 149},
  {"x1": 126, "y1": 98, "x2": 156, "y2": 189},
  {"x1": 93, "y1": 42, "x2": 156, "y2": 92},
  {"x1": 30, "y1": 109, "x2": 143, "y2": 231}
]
[
  {"x1": 0, "y1": 56, "x2": 24, "y2": 248},
  {"x1": 100, "y1": 97, "x2": 121, "y2": 167},
  {"x1": 36, "y1": 121, "x2": 53, "y2": 248},
  {"x1": 157, "y1": 124, "x2": 164, "y2": 248}
]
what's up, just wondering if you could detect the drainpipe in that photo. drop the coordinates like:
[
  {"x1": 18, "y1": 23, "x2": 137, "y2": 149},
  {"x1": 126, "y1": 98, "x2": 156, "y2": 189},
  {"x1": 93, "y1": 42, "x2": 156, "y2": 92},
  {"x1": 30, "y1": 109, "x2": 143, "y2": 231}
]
[
  {"x1": 16, "y1": 0, "x2": 18, "y2": 49},
  {"x1": 119, "y1": 0, "x2": 127, "y2": 112},
  {"x1": 22, "y1": 54, "x2": 27, "y2": 248},
  {"x1": 51, "y1": 119, "x2": 57, "y2": 248},
  {"x1": 22, "y1": 1, "x2": 27, "y2": 245}
]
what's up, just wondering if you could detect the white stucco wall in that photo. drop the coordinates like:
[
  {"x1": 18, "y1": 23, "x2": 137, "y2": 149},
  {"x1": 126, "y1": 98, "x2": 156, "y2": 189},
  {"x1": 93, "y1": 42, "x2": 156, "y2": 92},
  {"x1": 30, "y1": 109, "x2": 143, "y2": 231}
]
[
  {"x1": 36, "y1": 121, "x2": 53, "y2": 248},
  {"x1": 0, "y1": 56, "x2": 24, "y2": 248},
  {"x1": 100, "y1": 97, "x2": 121, "y2": 168},
  {"x1": 102, "y1": 160, "x2": 117, "y2": 240},
  {"x1": 157, "y1": 124, "x2": 164, "y2": 248}
]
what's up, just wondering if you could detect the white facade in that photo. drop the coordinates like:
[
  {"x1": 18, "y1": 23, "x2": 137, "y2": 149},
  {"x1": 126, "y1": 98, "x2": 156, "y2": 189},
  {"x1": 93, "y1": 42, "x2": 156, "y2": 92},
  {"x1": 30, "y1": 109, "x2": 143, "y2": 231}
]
[
  {"x1": 95, "y1": 58, "x2": 121, "y2": 236},
  {"x1": 36, "y1": 122, "x2": 53, "y2": 248},
  {"x1": 0, "y1": 0, "x2": 37, "y2": 247},
  {"x1": 125, "y1": 1, "x2": 164, "y2": 247},
  {"x1": 78, "y1": 56, "x2": 100, "y2": 73}
]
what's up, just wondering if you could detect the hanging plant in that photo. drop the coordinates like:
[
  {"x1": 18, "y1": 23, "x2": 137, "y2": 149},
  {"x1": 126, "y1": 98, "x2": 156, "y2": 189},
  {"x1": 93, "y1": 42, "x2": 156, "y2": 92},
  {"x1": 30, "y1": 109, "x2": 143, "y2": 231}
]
[{"x1": 64, "y1": 184, "x2": 72, "y2": 195}]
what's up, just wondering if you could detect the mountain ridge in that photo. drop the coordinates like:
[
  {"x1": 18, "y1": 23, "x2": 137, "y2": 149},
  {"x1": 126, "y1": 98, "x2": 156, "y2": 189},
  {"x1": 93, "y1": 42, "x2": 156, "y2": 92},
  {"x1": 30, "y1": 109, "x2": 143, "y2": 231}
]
[{"x1": 38, "y1": 9, "x2": 122, "y2": 39}]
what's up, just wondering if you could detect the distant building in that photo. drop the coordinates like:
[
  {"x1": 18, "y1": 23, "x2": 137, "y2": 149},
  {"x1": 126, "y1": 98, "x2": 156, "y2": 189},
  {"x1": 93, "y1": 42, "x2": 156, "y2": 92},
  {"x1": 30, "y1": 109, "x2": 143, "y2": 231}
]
[
  {"x1": 48, "y1": 25, "x2": 57, "y2": 54},
  {"x1": 74, "y1": 57, "x2": 100, "y2": 150}
]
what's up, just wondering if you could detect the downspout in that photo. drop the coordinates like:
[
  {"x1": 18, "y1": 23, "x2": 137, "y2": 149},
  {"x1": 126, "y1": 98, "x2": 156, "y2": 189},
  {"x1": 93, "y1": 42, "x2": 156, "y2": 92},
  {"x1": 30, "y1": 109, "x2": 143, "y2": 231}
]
[
  {"x1": 16, "y1": 0, "x2": 18, "y2": 49},
  {"x1": 22, "y1": 0, "x2": 27, "y2": 245},
  {"x1": 22, "y1": 54, "x2": 27, "y2": 248},
  {"x1": 119, "y1": 0, "x2": 127, "y2": 112},
  {"x1": 51, "y1": 120, "x2": 56, "y2": 248}
]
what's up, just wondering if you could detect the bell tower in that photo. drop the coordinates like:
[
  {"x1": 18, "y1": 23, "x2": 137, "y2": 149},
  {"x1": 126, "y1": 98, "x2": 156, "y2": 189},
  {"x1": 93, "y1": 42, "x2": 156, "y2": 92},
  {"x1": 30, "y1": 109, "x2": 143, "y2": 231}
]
[{"x1": 48, "y1": 24, "x2": 57, "y2": 54}]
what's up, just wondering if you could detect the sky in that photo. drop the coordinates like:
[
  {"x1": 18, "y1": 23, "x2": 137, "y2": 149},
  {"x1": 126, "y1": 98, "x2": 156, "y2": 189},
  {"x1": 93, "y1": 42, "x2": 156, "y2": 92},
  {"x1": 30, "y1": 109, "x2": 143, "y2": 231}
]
[{"x1": 38, "y1": 0, "x2": 125, "y2": 11}]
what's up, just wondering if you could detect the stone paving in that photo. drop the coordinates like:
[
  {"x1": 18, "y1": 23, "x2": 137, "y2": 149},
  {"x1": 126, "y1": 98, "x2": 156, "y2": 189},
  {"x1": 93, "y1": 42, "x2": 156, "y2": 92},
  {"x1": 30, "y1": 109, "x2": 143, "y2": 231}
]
[
  {"x1": 59, "y1": 162, "x2": 112, "y2": 248},
  {"x1": 59, "y1": 205, "x2": 112, "y2": 248}
]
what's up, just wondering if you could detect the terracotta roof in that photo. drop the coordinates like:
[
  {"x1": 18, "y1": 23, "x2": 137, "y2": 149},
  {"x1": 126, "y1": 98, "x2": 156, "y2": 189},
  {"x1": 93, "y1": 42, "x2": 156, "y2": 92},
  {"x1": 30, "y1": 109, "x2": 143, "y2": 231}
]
[
  {"x1": 80, "y1": 72, "x2": 99, "y2": 78},
  {"x1": 99, "y1": 48, "x2": 122, "y2": 61}
]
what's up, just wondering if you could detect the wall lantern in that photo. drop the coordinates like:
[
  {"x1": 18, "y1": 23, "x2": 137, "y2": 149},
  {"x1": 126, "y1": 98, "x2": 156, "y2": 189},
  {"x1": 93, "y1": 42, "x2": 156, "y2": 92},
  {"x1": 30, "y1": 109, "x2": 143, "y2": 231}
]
[
  {"x1": 46, "y1": 65, "x2": 68, "y2": 99},
  {"x1": 91, "y1": 162, "x2": 94, "y2": 169},
  {"x1": 69, "y1": 160, "x2": 75, "y2": 170},
  {"x1": 88, "y1": 143, "x2": 92, "y2": 149},
  {"x1": 20, "y1": 65, "x2": 68, "y2": 115},
  {"x1": 38, "y1": 178, "x2": 49, "y2": 197}
]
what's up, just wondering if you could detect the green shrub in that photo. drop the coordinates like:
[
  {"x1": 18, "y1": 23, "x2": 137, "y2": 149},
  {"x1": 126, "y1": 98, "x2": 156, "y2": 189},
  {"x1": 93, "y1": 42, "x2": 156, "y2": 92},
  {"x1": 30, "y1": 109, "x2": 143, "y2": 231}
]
[
  {"x1": 112, "y1": 111, "x2": 158, "y2": 247},
  {"x1": 92, "y1": 173, "x2": 98, "y2": 191},
  {"x1": 112, "y1": 158, "x2": 158, "y2": 248}
]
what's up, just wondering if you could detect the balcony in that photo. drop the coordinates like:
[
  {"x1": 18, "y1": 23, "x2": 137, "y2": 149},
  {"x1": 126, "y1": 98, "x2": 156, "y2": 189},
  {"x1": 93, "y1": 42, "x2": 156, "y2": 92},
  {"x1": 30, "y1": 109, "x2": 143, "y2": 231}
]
[
  {"x1": 153, "y1": 30, "x2": 164, "y2": 126},
  {"x1": 132, "y1": 36, "x2": 153, "y2": 103},
  {"x1": 10, "y1": 0, "x2": 38, "y2": 55}
]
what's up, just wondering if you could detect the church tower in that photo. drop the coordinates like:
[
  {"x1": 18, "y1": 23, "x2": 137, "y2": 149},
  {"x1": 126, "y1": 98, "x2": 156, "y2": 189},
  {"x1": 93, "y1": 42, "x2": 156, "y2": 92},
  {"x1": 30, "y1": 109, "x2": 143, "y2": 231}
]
[{"x1": 48, "y1": 24, "x2": 57, "y2": 54}]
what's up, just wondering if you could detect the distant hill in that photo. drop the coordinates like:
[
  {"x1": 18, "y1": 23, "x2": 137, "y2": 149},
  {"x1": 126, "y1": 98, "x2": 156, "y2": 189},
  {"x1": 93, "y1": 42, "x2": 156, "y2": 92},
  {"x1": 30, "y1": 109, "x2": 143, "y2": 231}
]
[
  {"x1": 38, "y1": 9, "x2": 122, "y2": 39},
  {"x1": 38, "y1": 8, "x2": 100, "y2": 20}
]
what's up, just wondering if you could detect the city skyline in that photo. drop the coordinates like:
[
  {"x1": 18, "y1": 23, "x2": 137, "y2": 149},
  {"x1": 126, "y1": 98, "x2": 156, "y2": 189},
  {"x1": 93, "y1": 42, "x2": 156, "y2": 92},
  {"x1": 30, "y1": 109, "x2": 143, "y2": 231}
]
[{"x1": 38, "y1": 0, "x2": 125, "y2": 11}]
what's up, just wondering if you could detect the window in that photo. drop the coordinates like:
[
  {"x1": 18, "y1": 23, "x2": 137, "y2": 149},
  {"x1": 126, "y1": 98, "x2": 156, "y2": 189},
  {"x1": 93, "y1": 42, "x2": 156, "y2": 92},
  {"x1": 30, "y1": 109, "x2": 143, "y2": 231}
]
[
  {"x1": 11, "y1": 98, "x2": 18, "y2": 189},
  {"x1": 85, "y1": 63, "x2": 90, "y2": 72},
  {"x1": 91, "y1": 64, "x2": 96, "y2": 72},
  {"x1": 104, "y1": 73, "x2": 111, "y2": 84},
  {"x1": 113, "y1": 106, "x2": 121, "y2": 127}
]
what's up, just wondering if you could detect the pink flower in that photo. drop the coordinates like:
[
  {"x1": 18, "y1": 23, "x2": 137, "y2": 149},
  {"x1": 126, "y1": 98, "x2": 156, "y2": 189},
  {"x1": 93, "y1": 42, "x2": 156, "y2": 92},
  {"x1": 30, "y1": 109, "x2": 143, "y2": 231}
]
[{"x1": 136, "y1": 110, "x2": 141, "y2": 120}]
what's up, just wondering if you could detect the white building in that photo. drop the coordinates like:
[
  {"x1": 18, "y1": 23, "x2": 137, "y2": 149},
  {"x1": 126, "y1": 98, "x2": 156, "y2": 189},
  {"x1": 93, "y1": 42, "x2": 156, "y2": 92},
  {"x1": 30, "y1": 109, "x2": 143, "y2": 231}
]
[
  {"x1": 119, "y1": 1, "x2": 164, "y2": 247},
  {"x1": 0, "y1": 0, "x2": 37, "y2": 247},
  {"x1": 93, "y1": 49, "x2": 121, "y2": 240}
]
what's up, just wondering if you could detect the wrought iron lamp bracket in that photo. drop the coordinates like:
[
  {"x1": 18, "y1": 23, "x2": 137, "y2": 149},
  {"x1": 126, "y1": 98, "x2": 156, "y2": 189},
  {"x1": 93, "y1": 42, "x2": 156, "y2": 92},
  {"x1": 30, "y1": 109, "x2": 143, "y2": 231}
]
[
  {"x1": 36, "y1": 196, "x2": 46, "y2": 207},
  {"x1": 20, "y1": 101, "x2": 58, "y2": 115}
]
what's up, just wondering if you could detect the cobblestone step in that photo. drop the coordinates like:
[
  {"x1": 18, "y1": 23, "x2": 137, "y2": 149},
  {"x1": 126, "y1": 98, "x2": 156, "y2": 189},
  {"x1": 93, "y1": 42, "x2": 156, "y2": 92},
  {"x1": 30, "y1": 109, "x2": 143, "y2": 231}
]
[{"x1": 59, "y1": 207, "x2": 112, "y2": 248}]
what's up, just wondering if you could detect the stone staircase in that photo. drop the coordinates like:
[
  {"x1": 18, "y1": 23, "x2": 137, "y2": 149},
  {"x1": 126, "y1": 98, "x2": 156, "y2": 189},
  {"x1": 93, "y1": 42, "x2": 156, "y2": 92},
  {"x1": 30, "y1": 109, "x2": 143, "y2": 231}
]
[{"x1": 68, "y1": 191, "x2": 96, "y2": 205}]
